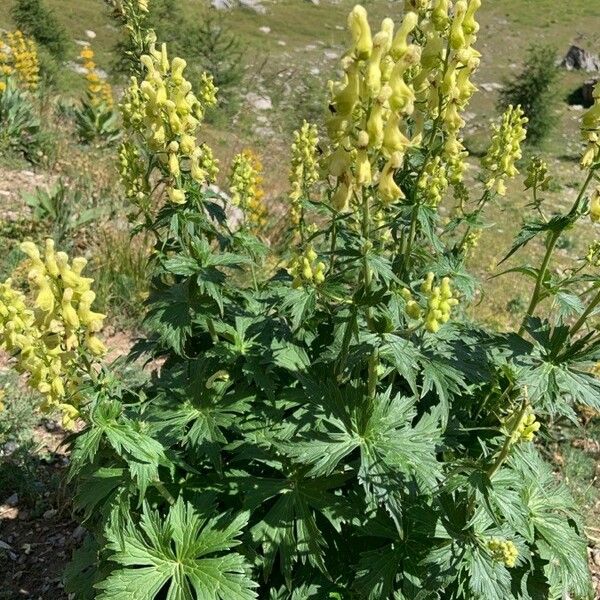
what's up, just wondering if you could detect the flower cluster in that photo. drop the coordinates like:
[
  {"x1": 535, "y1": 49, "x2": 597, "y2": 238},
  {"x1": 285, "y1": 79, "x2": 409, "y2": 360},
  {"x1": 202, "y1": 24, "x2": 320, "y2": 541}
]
[
  {"x1": 118, "y1": 140, "x2": 150, "y2": 204},
  {"x1": 418, "y1": 155, "x2": 449, "y2": 207},
  {"x1": 230, "y1": 149, "x2": 268, "y2": 232},
  {"x1": 289, "y1": 121, "x2": 320, "y2": 227},
  {"x1": 288, "y1": 245, "x2": 326, "y2": 288},
  {"x1": 524, "y1": 156, "x2": 551, "y2": 193},
  {"x1": 581, "y1": 82, "x2": 600, "y2": 168},
  {"x1": 488, "y1": 538, "x2": 519, "y2": 568},
  {"x1": 421, "y1": 272, "x2": 459, "y2": 333},
  {"x1": 401, "y1": 272, "x2": 459, "y2": 332},
  {"x1": 323, "y1": 1, "x2": 481, "y2": 212},
  {"x1": 0, "y1": 30, "x2": 39, "y2": 92},
  {"x1": 460, "y1": 228, "x2": 482, "y2": 254},
  {"x1": 79, "y1": 45, "x2": 114, "y2": 108},
  {"x1": 482, "y1": 105, "x2": 528, "y2": 196},
  {"x1": 0, "y1": 240, "x2": 107, "y2": 428},
  {"x1": 121, "y1": 33, "x2": 219, "y2": 205},
  {"x1": 515, "y1": 408, "x2": 540, "y2": 442}
]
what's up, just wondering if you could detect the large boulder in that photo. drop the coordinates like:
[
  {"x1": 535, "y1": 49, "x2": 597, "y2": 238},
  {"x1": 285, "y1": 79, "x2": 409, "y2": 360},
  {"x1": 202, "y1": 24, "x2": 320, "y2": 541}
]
[{"x1": 560, "y1": 45, "x2": 600, "y2": 72}]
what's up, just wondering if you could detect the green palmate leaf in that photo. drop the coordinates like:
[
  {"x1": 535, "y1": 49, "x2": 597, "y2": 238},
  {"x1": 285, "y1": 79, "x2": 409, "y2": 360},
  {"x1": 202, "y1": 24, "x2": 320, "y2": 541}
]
[
  {"x1": 96, "y1": 498, "x2": 258, "y2": 600},
  {"x1": 465, "y1": 545, "x2": 513, "y2": 600},
  {"x1": 145, "y1": 282, "x2": 193, "y2": 354},
  {"x1": 510, "y1": 449, "x2": 593, "y2": 599},
  {"x1": 354, "y1": 545, "x2": 403, "y2": 599},
  {"x1": 248, "y1": 470, "x2": 348, "y2": 584}
]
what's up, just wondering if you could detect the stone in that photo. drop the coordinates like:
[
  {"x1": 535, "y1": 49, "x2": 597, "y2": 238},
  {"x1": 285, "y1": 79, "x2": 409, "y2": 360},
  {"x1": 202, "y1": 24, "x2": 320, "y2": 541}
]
[
  {"x1": 239, "y1": 0, "x2": 266, "y2": 13},
  {"x1": 85, "y1": 30, "x2": 96, "y2": 39},
  {"x1": 560, "y1": 45, "x2": 600, "y2": 72},
  {"x1": 43, "y1": 508, "x2": 57, "y2": 520},
  {"x1": 480, "y1": 82, "x2": 502, "y2": 93},
  {"x1": 211, "y1": 0, "x2": 266, "y2": 13},
  {"x1": 245, "y1": 92, "x2": 272, "y2": 110},
  {"x1": 259, "y1": 26, "x2": 271, "y2": 34},
  {"x1": 5, "y1": 493, "x2": 18, "y2": 507},
  {"x1": 324, "y1": 50, "x2": 339, "y2": 60}
]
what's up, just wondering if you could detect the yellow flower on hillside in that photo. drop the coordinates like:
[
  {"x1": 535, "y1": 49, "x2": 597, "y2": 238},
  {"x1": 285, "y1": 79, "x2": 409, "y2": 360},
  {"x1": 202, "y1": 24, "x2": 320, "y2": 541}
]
[
  {"x1": 230, "y1": 149, "x2": 268, "y2": 232},
  {"x1": 0, "y1": 240, "x2": 108, "y2": 429},
  {"x1": 0, "y1": 31, "x2": 39, "y2": 91},
  {"x1": 79, "y1": 44, "x2": 114, "y2": 108}
]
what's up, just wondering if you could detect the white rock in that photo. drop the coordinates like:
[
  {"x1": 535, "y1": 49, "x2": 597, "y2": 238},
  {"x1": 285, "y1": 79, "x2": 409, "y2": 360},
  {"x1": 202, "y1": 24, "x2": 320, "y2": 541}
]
[
  {"x1": 239, "y1": 0, "x2": 266, "y2": 13},
  {"x1": 85, "y1": 30, "x2": 96, "y2": 39},
  {"x1": 310, "y1": 67, "x2": 320, "y2": 75},
  {"x1": 277, "y1": 40, "x2": 286, "y2": 46},
  {"x1": 245, "y1": 92, "x2": 272, "y2": 110},
  {"x1": 324, "y1": 50, "x2": 339, "y2": 60},
  {"x1": 480, "y1": 82, "x2": 502, "y2": 92},
  {"x1": 259, "y1": 26, "x2": 271, "y2": 34}
]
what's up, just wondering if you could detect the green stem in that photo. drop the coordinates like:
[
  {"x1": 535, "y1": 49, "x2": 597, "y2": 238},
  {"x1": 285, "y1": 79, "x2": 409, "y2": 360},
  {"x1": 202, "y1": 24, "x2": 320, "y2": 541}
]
[
  {"x1": 154, "y1": 480, "x2": 176, "y2": 506},
  {"x1": 518, "y1": 229, "x2": 560, "y2": 336},
  {"x1": 569, "y1": 286, "x2": 600, "y2": 338},
  {"x1": 335, "y1": 307, "x2": 357, "y2": 379},
  {"x1": 206, "y1": 317, "x2": 219, "y2": 345},
  {"x1": 518, "y1": 167, "x2": 596, "y2": 336},
  {"x1": 487, "y1": 400, "x2": 527, "y2": 480}
]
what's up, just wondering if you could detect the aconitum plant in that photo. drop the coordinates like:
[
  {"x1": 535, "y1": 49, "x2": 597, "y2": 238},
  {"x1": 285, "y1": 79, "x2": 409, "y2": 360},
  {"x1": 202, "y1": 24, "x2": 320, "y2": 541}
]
[{"x1": 1, "y1": 1, "x2": 600, "y2": 599}]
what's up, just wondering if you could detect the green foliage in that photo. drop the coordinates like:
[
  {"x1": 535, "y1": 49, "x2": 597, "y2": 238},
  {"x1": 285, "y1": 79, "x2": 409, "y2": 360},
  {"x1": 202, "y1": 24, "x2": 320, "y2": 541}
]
[
  {"x1": 73, "y1": 97, "x2": 120, "y2": 146},
  {"x1": 11, "y1": 5, "x2": 594, "y2": 600},
  {"x1": 0, "y1": 79, "x2": 51, "y2": 164},
  {"x1": 90, "y1": 230, "x2": 151, "y2": 323},
  {"x1": 497, "y1": 45, "x2": 559, "y2": 146},
  {"x1": 10, "y1": 0, "x2": 69, "y2": 60},
  {"x1": 22, "y1": 178, "x2": 106, "y2": 247}
]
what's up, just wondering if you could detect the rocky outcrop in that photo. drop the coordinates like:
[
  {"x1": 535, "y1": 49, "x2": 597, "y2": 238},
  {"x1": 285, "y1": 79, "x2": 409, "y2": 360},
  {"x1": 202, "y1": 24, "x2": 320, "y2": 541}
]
[{"x1": 560, "y1": 45, "x2": 600, "y2": 72}]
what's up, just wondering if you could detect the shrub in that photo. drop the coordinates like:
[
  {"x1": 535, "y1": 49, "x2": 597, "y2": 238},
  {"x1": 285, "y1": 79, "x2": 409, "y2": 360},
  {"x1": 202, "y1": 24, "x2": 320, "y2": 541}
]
[
  {"x1": 2, "y1": 2, "x2": 600, "y2": 600},
  {"x1": 10, "y1": 0, "x2": 69, "y2": 60},
  {"x1": 498, "y1": 45, "x2": 559, "y2": 146},
  {"x1": 73, "y1": 45, "x2": 120, "y2": 145},
  {"x1": 0, "y1": 79, "x2": 49, "y2": 163},
  {"x1": 22, "y1": 178, "x2": 107, "y2": 247}
]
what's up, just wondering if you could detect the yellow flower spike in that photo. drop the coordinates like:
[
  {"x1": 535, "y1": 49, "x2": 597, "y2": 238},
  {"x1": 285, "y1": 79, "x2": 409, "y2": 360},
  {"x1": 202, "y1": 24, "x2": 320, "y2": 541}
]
[
  {"x1": 171, "y1": 56, "x2": 186, "y2": 85},
  {"x1": 463, "y1": 0, "x2": 482, "y2": 43},
  {"x1": 488, "y1": 539, "x2": 519, "y2": 569},
  {"x1": 380, "y1": 18, "x2": 394, "y2": 53},
  {"x1": 61, "y1": 289, "x2": 80, "y2": 330},
  {"x1": 432, "y1": 0, "x2": 451, "y2": 31},
  {"x1": 389, "y1": 46, "x2": 420, "y2": 114},
  {"x1": 581, "y1": 82, "x2": 600, "y2": 168},
  {"x1": 421, "y1": 272, "x2": 435, "y2": 294},
  {"x1": 590, "y1": 188, "x2": 600, "y2": 223},
  {"x1": 450, "y1": 1, "x2": 468, "y2": 50},
  {"x1": 382, "y1": 112, "x2": 410, "y2": 158},
  {"x1": 367, "y1": 85, "x2": 391, "y2": 149},
  {"x1": 355, "y1": 148, "x2": 372, "y2": 187},
  {"x1": 366, "y1": 31, "x2": 390, "y2": 96},
  {"x1": 390, "y1": 10, "x2": 418, "y2": 61},
  {"x1": 378, "y1": 151, "x2": 404, "y2": 204},
  {"x1": 332, "y1": 174, "x2": 354, "y2": 212},
  {"x1": 406, "y1": 300, "x2": 422, "y2": 320},
  {"x1": 168, "y1": 152, "x2": 181, "y2": 177},
  {"x1": 44, "y1": 239, "x2": 60, "y2": 278},
  {"x1": 86, "y1": 335, "x2": 107, "y2": 356},
  {"x1": 332, "y1": 58, "x2": 360, "y2": 119},
  {"x1": 180, "y1": 134, "x2": 196, "y2": 155},
  {"x1": 348, "y1": 5, "x2": 373, "y2": 59},
  {"x1": 168, "y1": 187, "x2": 186, "y2": 204}
]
